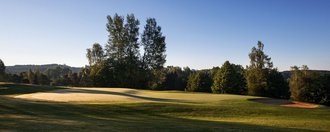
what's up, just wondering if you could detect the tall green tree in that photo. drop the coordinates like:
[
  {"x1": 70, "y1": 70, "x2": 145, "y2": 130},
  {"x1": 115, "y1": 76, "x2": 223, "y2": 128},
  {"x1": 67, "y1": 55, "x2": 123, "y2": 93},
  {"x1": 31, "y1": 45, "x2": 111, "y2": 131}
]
[
  {"x1": 0, "y1": 59, "x2": 5, "y2": 75},
  {"x1": 86, "y1": 43, "x2": 105, "y2": 66},
  {"x1": 141, "y1": 18, "x2": 166, "y2": 89},
  {"x1": 289, "y1": 65, "x2": 326, "y2": 103},
  {"x1": 106, "y1": 14, "x2": 126, "y2": 61},
  {"x1": 123, "y1": 14, "x2": 144, "y2": 88},
  {"x1": 248, "y1": 41, "x2": 273, "y2": 69},
  {"x1": 290, "y1": 66, "x2": 311, "y2": 101},
  {"x1": 212, "y1": 61, "x2": 246, "y2": 94},
  {"x1": 246, "y1": 41, "x2": 271, "y2": 96},
  {"x1": 0, "y1": 59, "x2": 5, "y2": 81},
  {"x1": 106, "y1": 14, "x2": 140, "y2": 61},
  {"x1": 246, "y1": 41, "x2": 288, "y2": 98},
  {"x1": 86, "y1": 43, "x2": 111, "y2": 86},
  {"x1": 105, "y1": 14, "x2": 143, "y2": 88},
  {"x1": 160, "y1": 66, "x2": 191, "y2": 90},
  {"x1": 142, "y1": 18, "x2": 166, "y2": 70},
  {"x1": 124, "y1": 14, "x2": 140, "y2": 64}
]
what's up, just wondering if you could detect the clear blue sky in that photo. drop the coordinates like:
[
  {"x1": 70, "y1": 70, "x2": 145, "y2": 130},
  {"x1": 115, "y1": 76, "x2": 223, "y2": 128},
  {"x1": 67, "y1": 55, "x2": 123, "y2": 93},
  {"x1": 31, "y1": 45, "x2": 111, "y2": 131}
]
[{"x1": 1, "y1": 0, "x2": 329, "y2": 71}]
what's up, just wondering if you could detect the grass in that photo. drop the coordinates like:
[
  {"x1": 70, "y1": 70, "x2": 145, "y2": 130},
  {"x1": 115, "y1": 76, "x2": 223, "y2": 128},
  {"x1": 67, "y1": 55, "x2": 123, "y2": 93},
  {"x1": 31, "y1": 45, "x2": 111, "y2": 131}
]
[
  {"x1": 0, "y1": 83, "x2": 329, "y2": 131},
  {"x1": 0, "y1": 83, "x2": 65, "y2": 95}
]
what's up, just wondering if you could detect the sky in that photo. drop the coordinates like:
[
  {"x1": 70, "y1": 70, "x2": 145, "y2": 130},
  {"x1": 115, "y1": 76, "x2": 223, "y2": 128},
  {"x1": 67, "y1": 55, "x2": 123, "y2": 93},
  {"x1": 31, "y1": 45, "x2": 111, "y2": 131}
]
[{"x1": 0, "y1": 0, "x2": 329, "y2": 71}]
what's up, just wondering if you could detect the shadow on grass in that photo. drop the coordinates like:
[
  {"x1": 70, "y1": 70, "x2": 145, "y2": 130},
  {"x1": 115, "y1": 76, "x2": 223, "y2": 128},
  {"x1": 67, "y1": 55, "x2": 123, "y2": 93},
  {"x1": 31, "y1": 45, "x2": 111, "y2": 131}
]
[
  {"x1": 0, "y1": 97, "x2": 315, "y2": 132},
  {"x1": 248, "y1": 98, "x2": 293, "y2": 105},
  {"x1": 0, "y1": 83, "x2": 66, "y2": 95}
]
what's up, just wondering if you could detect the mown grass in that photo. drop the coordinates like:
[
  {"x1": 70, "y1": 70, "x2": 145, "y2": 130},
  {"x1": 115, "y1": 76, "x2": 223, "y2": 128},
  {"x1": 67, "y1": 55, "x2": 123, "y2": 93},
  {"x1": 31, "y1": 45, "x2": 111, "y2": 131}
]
[
  {"x1": 0, "y1": 83, "x2": 329, "y2": 131},
  {"x1": 0, "y1": 83, "x2": 65, "y2": 95}
]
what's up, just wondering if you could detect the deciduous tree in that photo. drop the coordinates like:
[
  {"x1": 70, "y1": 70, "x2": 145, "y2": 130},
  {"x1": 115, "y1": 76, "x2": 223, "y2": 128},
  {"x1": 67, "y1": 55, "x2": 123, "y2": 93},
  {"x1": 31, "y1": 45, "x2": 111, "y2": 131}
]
[
  {"x1": 105, "y1": 14, "x2": 144, "y2": 88},
  {"x1": 142, "y1": 18, "x2": 166, "y2": 70},
  {"x1": 212, "y1": 61, "x2": 246, "y2": 94},
  {"x1": 186, "y1": 71, "x2": 212, "y2": 92},
  {"x1": 141, "y1": 18, "x2": 167, "y2": 89}
]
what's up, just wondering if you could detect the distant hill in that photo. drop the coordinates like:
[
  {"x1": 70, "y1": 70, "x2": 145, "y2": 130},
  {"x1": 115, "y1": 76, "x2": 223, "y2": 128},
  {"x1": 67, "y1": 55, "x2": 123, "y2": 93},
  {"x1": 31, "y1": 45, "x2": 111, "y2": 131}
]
[
  {"x1": 281, "y1": 70, "x2": 330, "y2": 80},
  {"x1": 6, "y1": 64, "x2": 82, "y2": 74}
]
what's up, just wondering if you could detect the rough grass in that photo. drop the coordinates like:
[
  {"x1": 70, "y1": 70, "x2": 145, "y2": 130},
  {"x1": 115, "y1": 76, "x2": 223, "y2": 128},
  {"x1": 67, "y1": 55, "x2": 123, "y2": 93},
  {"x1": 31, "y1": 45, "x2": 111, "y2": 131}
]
[{"x1": 0, "y1": 83, "x2": 329, "y2": 131}]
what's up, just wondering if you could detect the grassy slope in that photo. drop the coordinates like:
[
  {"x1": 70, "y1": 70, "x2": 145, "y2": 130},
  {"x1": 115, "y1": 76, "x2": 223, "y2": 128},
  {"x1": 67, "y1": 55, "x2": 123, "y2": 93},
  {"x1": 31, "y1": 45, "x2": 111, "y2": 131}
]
[{"x1": 0, "y1": 83, "x2": 329, "y2": 132}]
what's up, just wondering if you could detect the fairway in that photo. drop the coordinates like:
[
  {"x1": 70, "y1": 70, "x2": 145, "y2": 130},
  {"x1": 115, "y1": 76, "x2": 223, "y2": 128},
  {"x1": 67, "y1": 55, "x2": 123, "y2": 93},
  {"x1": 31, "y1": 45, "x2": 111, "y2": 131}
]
[{"x1": 1, "y1": 84, "x2": 329, "y2": 131}]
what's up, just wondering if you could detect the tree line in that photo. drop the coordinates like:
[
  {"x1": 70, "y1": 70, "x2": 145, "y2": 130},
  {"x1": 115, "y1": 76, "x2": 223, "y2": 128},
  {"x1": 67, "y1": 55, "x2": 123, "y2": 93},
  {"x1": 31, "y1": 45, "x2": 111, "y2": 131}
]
[
  {"x1": 0, "y1": 13, "x2": 329, "y2": 105},
  {"x1": 5, "y1": 64, "x2": 81, "y2": 74}
]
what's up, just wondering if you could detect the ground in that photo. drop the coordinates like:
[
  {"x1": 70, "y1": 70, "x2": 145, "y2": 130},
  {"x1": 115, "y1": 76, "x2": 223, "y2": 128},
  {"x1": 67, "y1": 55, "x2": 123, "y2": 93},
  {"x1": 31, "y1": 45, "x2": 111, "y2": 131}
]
[
  {"x1": 0, "y1": 83, "x2": 329, "y2": 131},
  {"x1": 249, "y1": 98, "x2": 319, "y2": 109}
]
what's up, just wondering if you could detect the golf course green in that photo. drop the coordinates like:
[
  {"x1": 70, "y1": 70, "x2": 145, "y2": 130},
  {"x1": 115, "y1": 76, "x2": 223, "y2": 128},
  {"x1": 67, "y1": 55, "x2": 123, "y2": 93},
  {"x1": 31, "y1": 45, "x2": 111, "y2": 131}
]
[{"x1": 0, "y1": 83, "x2": 329, "y2": 131}]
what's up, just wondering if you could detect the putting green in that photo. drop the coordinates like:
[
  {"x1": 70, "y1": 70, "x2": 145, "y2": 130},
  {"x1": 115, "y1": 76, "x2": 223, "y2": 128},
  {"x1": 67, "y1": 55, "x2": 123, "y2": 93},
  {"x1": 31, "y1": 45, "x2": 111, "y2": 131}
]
[{"x1": 15, "y1": 87, "x2": 251, "y2": 103}]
